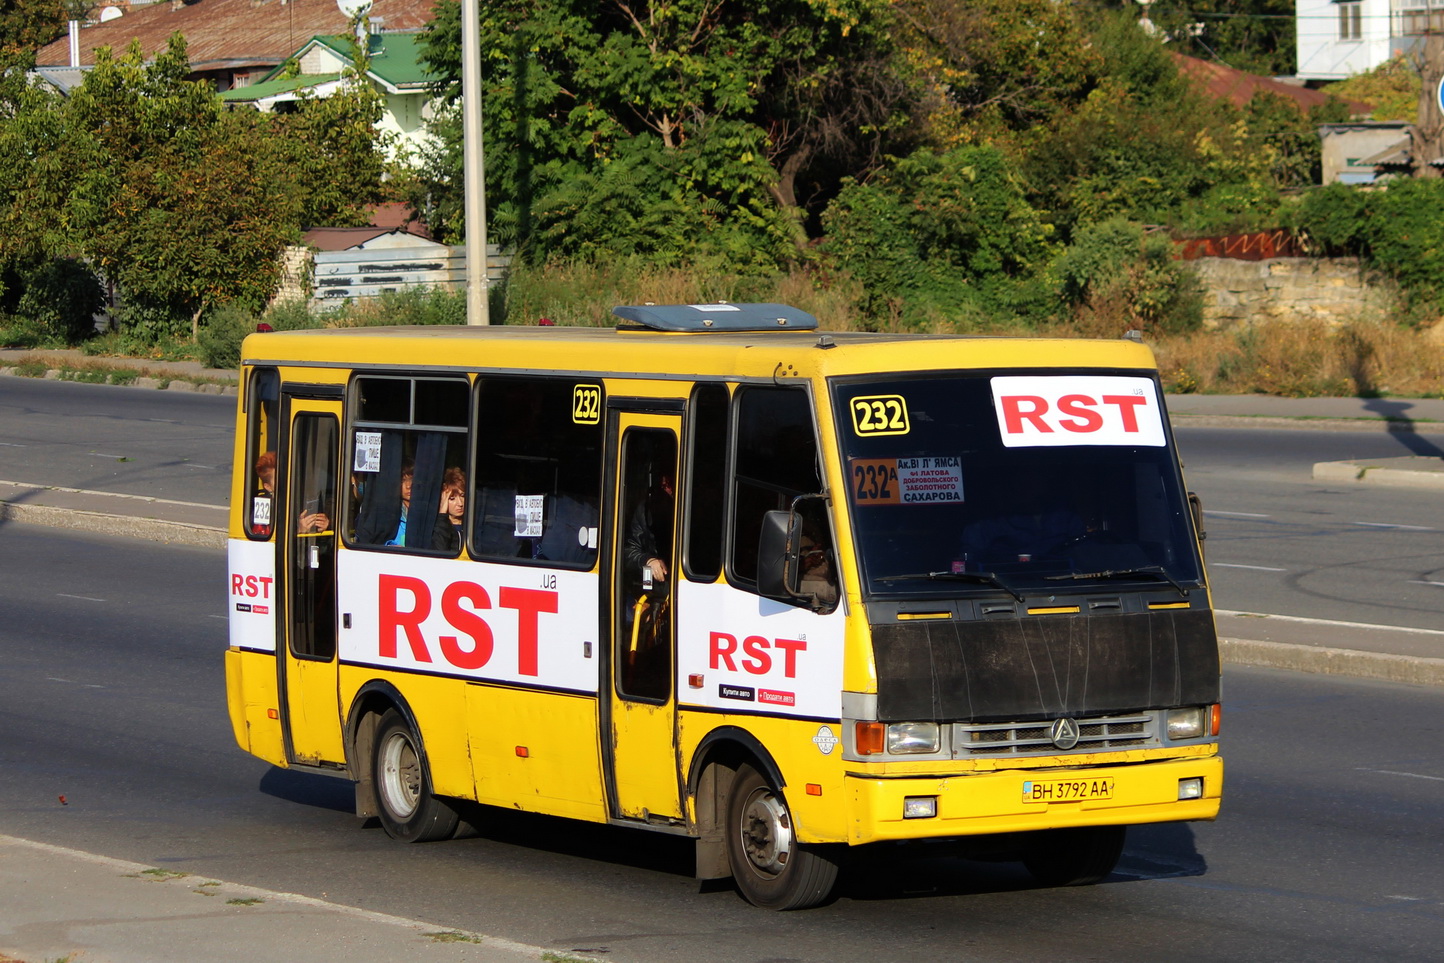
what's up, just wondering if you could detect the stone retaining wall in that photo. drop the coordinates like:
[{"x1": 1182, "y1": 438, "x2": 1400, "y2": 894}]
[{"x1": 1189, "y1": 256, "x2": 1398, "y2": 329}]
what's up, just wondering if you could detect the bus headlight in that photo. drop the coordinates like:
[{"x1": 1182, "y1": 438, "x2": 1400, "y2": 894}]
[
  {"x1": 887, "y1": 722, "x2": 940, "y2": 754},
  {"x1": 1166, "y1": 707, "x2": 1205, "y2": 740}
]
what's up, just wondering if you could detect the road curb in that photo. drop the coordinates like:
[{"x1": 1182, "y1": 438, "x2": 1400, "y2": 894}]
[
  {"x1": 1220, "y1": 637, "x2": 1444, "y2": 687},
  {"x1": 1313, "y1": 458, "x2": 1444, "y2": 490},
  {"x1": 0, "y1": 502, "x2": 227, "y2": 549}
]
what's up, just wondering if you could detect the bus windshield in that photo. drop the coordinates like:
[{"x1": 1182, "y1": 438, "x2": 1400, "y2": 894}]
[{"x1": 832, "y1": 371, "x2": 1203, "y2": 599}]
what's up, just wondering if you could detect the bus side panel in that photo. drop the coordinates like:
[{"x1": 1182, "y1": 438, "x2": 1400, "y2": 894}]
[
  {"x1": 466, "y1": 686, "x2": 608, "y2": 822},
  {"x1": 225, "y1": 649, "x2": 286, "y2": 765},
  {"x1": 679, "y1": 710, "x2": 850, "y2": 845}
]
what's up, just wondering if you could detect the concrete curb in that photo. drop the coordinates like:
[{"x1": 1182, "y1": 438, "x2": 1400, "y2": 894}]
[
  {"x1": 1313, "y1": 458, "x2": 1444, "y2": 491},
  {"x1": 0, "y1": 503, "x2": 227, "y2": 549},
  {"x1": 1221, "y1": 637, "x2": 1444, "y2": 687},
  {"x1": 1171, "y1": 413, "x2": 1444, "y2": 434}
]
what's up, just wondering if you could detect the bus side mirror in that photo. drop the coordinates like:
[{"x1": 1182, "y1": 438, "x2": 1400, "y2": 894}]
[{"x1": 756, "y1": 509, "x2": 799, "y2": 601}]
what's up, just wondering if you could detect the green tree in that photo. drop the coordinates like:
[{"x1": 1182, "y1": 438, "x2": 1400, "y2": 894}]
[
  {"x1": 1144, "y1": 0, "x2": 1296, "y2": 78},
  {"x1": 417, "y1": 0, "x2": 910, "y2": 264},
  {"x1": 1324, "y1": 55, "x2": 1418, "y2": 122},
  {"x1": 64, "y1": 36, "x2": 301, "y2": 340},
  {"x1": 0, "y1": 0, "x2": 69, "y2": 69},
  {"x1": 821, "y1": 145, "x2": 1054, "y2": 328}
]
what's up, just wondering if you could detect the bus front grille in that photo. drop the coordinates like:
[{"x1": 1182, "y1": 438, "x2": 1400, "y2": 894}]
[{"x1": 953, "y1": 712, "x2": 1157, "y2": 757}]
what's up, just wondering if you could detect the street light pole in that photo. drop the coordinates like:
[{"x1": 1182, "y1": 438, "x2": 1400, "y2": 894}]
[{"x1": 461, "y1": 0, "x2": 490, "y2": 324}]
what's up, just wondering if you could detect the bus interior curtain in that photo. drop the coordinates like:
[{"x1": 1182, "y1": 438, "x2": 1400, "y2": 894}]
[
  {"x1": 405, "y1": 432, "x2": 447, "y2": 550},
  {"x1": 354, "y1": 429, "x2": 405, "y2": 545}
]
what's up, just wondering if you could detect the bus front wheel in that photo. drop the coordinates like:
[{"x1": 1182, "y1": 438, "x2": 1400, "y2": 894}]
[
  {"x1": 725, "y1": 764, "x2": 839, "y2": 910},
  {"x1": 372, "y1": 709, "x2": 459, "y2": 843},
  {"x1": 1022, "y1": 826, "x2": 1126, "y2": 887}
]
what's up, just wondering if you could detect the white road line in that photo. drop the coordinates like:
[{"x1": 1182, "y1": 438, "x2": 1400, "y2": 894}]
[
  {"x1": 1357, "y1": 768, "x2": 1444, "y2": 783},
  {"x1": 57, "y1": 593, "x2": 105, "y2": 602},
  {"x1": 1353, "y1": 521, "x2": 1434, "y2": 531},
  {"x1": 89, "y1": 453, "x2": 127, "y2": 459},
  {"x1": 46, "y1": 677, "x2": 104, "y2": 688},
  {"x1": 0, "y1": 442, "x2": 26, "y2": 447},
  {"x1": 1205, "y1": 510, "x2": 1271, "y2": 518},
  {"x1": 1408, "y1": 580, "x2": 1444, "y2": 588},
  {"x1": 0, "y1": 479, "x2": 223, "y2": 510},
  {"x1": 1216, "y1": 610, "x2": 1444, "y2": 636},
  {"x1": 1212, "y1": 563, "x2": 1288, "y2": 572}
]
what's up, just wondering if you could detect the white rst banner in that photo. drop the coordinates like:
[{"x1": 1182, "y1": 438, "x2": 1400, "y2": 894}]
[
  {"x1": 990, "y1": 375, "x2": 1166, "y2": 448},
  {"x1": 228, "y1": 538, "x2": 278, "y2": 652},
  {"x1": 676, "y1": 581, "x2": 845, "y2": 720},
  {"x1": 338, "y1": 551, "x2": 601, "y2": 693}
]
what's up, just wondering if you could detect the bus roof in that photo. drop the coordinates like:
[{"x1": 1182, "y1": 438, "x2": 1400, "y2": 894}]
[{"x1": 240, "y1": 313, "x2": 1159, "y2": 380}]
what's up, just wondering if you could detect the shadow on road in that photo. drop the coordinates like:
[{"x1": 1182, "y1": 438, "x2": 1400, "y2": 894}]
[
  {"x1": 257, "y1": 767, "x2": 354, "y2": 814},
  {"x1": 1363, "y1": 398, "x2": 1444, "y2": 459}
]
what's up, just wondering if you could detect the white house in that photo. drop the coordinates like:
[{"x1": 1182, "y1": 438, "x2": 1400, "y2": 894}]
[{"x1": 1297, "y1": 0, "x2": 1440, "y2": 81}]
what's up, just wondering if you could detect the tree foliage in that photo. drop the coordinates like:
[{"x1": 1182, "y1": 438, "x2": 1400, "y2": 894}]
[
  {"x1": 418, "y1": 0, "x2": 911, "y2": 263},
  {"x1": 1324, "y1": 55, "x2": 1419, "y2": 122}
]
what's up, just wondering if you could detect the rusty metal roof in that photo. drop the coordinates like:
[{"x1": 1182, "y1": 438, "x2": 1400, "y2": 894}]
[
  {"x1": 1172, "y1": 53, "x2": 1373, "y2": 118},
  {"x1": 35, "y1": 0, "x2": 433, "y2": 71}
]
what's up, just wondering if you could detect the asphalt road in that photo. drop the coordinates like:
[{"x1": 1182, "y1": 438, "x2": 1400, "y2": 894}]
[{"x1": 2, "y1": 524, "x2": 1441, "y2": 961}]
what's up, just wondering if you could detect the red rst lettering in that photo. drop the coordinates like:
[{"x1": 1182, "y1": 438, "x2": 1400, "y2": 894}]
[
  {"x1": 1055, "y1": 394, "x2": 1104, "y2": 433},
  {"x1": 1101, "y1": 394, "x2": 1148, "y2": 432},
  {"x1": 378, "y1": 574, "x2": 433, "y2": 663},
  {"x1": 1000, "y1": 395, "x2": 1053, "y2": 434},
  {"x1": 710, "y1": 631, "x2": 739, "y2": 671},
  {"x1": 499, "y1": 587, "x2": 558, "y2": 677},
  {"x1": 772, "y1": 637, "x2": 807, "y2": 678},
  {"x1": 439, "y1": 581, "x2": 493, "y2": 670},
  {"x1": 741, "y1": 635, "x2": 772, "y2": 674}
]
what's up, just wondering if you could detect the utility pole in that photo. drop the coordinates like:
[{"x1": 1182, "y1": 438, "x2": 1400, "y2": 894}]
[
  {"x1": 1413, "y1": 30, "x2": 1444, "y2": 178},
  {"x1": 462, "y1": 0, "x2": 491, "y2": 324}
]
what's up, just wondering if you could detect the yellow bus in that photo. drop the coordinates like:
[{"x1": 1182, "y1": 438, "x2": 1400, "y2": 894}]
[{"x1": 225, "y1": 303, "x2": 1221, "y2": 910}]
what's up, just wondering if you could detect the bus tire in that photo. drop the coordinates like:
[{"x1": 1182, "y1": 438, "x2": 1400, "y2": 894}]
[
  {"x1": 725, "y1": 764, "x2": 838, "y2": 910},
  {"x1": 1022, "y1": 825, "x2": 1126, "y2": 887},
  {"x1": 372, "y1": 709, "x2": 459, "y2": 843}
]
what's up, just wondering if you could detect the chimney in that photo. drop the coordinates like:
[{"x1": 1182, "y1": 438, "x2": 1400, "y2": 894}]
[{"x1": 68, "y1": 20, "x2": 80, "y2": 68}]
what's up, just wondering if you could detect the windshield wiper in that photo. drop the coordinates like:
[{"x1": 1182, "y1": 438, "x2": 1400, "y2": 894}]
[
  {"x1": 876, "y1": 570, "x2": 1023, "y2": 602},
  {"x1": 1045, "y1": 565, "x2": 1189, "y2": 596}
]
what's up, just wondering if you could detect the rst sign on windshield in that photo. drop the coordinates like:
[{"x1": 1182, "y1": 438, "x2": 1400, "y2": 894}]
[{"x1": 990, "y1": 376, "x2": 1165, "y2": 448}]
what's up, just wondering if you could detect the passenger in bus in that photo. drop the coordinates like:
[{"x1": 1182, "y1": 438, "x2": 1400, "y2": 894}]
[
  {"x1": 256, "y1": 450, "x2": 329, "y2": 533},
  {"x1": 624, "y1": 471, "x2": 673, "y2": 587},
  {"x1": 356, "y1": 460, "x2": 454, "y2": 551},
  {"x1": 442, "y1": 467, "x2": 466, "y2": 538},
  {"x1": 798, "y1": 531, "x2": 838, "y2": 608}
]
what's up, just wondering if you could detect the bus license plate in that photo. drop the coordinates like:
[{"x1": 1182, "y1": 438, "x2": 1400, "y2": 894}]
[{"x1": 1022, "y1": 777, "x2": 1114, "y2": 803}]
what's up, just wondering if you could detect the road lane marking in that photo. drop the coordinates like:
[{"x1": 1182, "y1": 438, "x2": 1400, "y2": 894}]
[
  {"x1": 57, "y1": 593, "x2": 105, "y2": 602},
  {"x1": 0, "y1": 479, "x2": 223, "y2": 510},
  {"x1": 47, "y1": 677, "x2": 104, "y2": 688},
  {"x1": 1352, "y1": 521, "x2": 1434, "y2": 531},
  {"x1": 1409, "y1": 581, "x2": 1444, "y2": 588},
  {"x1": 1216, "y1": 610, "x2": 1444, "y2": 636},
  {"x1": 89, "y1": 452, "x2": 128, "y2": 459},
  {"x1": 1357, "y1": 768, "x2": 1444, "y2": 783},
  {"x1": 1213, "y1": 563, "x2": 1288, "y2": 572},
  {"x1": 0, "y1": 442, "x2": 26, "y2": 447},
  {"x1": 1205, "y1": 511, "x2": 1271, "y2": 518}
]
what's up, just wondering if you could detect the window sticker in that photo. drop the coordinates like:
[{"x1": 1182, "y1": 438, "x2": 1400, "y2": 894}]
[
  {"x1": 851, "y1": 456, "x2": 963, "y2": 505},
  {"x1": 353, "y1": 430, "x2": 382, "y2": 472},
  {"x1": 850, "y1": 394, "x2": 910, "y2": 436},
  {"x1": 990, "y1": 376, "x2": 1165, "y2": 448},
  {"x1": 514, "y1": 494, "x2": 545, "y2": 537},
  {"x1": 572, "y1": 384, "x2": 601, "y2": 425}
]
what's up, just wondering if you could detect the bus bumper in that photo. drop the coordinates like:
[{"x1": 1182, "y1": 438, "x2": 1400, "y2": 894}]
[{"x1": 842, "y1": 755, "x2": 1222, "y2": 845}]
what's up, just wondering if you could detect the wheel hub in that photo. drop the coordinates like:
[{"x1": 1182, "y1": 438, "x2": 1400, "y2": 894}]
[{"x1": 739, "y1": 787, "x2": 793, "y2": 877}]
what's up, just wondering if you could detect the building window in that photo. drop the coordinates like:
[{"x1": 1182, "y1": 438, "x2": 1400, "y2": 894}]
[{"x1": 1339, "y1": 2, "x2": 1363, "y2": 41}]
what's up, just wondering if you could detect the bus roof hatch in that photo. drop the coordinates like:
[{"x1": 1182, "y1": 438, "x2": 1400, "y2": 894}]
[{"x1": 612, "y1": 302, "x2": 818, "y2": 333}]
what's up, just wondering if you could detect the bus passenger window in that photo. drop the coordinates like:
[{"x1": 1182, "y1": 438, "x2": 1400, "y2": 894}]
[
  {"x1": 729, "y1": 386, "x2": 821, "y2": 586},
  {"x1": 346, "y1": 376, "x2": 468, "y2": 555},
  {"x1": 684, "y1": 383, "x2": 728, "y2": 581},
  {"x1": 245, "y1": 367, "x2": 280, "y2": 539},
  {"x1": 472, "y1": 377, "x2": 603, "y2": 568}
]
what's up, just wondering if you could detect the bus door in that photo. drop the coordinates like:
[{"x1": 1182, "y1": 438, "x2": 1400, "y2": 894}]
[
  {"x1": 606, "y1": 411, "x2": 684, "y2": 821},
  {"x1": 278, "y1": 395, "x2": 344, "y2": 767}
]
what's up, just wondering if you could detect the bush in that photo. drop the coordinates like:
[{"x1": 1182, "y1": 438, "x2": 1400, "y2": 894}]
[
  {"x1": 1052, "y1": 219, "x2": 1203, "y2": 335},
  {"x1": 1, "y1": 258, "x2": 106, "y2": 345},
  {"x1": 196, "y1": 303, "x2": 261, "y2": 370}
]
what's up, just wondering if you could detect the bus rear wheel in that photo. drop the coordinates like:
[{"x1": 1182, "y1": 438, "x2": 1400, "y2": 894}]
[
  {"x1": 725, "y1": 764, "x2": 839, "y2": 910},
  {"x1": 1022, "y1": 826, "x2": 1126, "y2": 887},
  {"x1": 372, "y1": 709, "x2": 459, "y2": 843}
]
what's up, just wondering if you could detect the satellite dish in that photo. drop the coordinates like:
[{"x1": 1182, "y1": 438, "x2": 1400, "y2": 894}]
[
  {"x1": 98, "y1": 6, "x2": 123, "y2": 21},
  {"x1": 336, "y1": 0, "x2": 373, "y2": 18}
]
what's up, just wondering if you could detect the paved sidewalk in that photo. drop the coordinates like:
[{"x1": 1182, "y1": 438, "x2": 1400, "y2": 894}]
[{"x1": 0, "y1": 835, "x2": 563, "y2": 963}]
